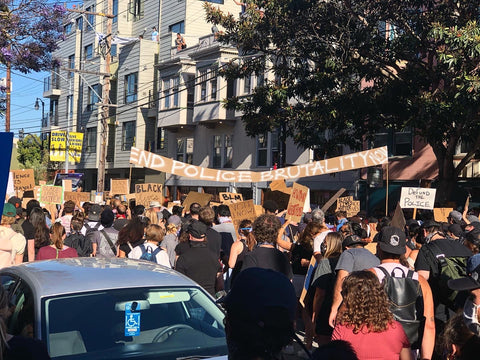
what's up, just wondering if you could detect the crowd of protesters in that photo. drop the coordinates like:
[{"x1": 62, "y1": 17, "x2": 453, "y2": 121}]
[{"x1": 2, "y1": 192, "x2": 480, "y2": 359}]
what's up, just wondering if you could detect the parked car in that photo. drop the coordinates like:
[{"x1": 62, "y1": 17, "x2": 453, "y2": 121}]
[{"x1": 1, "y1": 258, "x2": 227, "y2": 359}]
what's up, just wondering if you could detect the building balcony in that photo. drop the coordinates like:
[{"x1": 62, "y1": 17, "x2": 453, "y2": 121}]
[{"x1": 43, "y1": 75, "x2": 62, "y2": 98}]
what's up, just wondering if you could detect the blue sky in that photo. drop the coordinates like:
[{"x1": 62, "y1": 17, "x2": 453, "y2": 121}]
[{"x1": 1, "y1": 68, "x2": 47, "y2": 138}]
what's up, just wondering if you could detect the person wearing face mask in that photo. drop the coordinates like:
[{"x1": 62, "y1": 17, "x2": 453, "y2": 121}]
[{"x1": 414, "y1": 220, "x2": 472, "y2": 337}]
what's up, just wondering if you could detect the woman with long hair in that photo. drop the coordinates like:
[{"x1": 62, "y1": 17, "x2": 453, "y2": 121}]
[
  {"x1": 29, "y1": 208, "x2": 51, "y2": 261},
  {"x1": 332, "y1": 271, "x2": 412, "y2": 360},
  {"x1": 36, "y1": 223, "x2": 78, "y2": 260},
  {"x1": 312, "y1": 231, "x2": 343, "y2": 345},
  {"x1": 228, "y1": 219, "x2": 256, "y2": 286},
  {"x1": 117, "y1": 216, "x2": 147, "y2": 258}
]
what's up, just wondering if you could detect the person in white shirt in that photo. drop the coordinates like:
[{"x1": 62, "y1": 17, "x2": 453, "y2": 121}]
[
  {"x1": 128, "y1": 224, "x2": 171, "y2": 268},
  {"x1": 0, "y1": 203, "x2": 25, "y2": 267}
]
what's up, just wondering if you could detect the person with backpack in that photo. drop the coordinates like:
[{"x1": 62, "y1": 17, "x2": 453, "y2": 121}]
[
  {"x1": 332, "y1": 271, "x2": 413, "y2": 360},
  {"x1": 414, "y1": 220, "x2": 472, "y2": 328},
  {"x1": 370, "y1": 226, "x2": 435, "y2": 360},
  {"x1": 64, "y1": 212, "x2": 92, "y2": 257},
  {"x1": 93, "y1": 208, "x2": 118, "y2": 258},
  {"x1": 128, "y1": 224, "x2": 170, "y2": 267}
]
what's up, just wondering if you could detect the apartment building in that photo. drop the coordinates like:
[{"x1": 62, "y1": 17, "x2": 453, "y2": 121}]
[{"x1": 40, "y1": 0, "x2": 359, "y2": 205}]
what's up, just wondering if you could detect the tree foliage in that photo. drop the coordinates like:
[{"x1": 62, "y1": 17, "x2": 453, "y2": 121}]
[
  {"x1": 17, "y1": 134, "x2": 48, "y2": 183},
  {"x1": 0, "y1": 0, "x2": 66, "y2": 72},
  {"x1": 205, "y1": 0, "x2": 480, "y2": 203}
]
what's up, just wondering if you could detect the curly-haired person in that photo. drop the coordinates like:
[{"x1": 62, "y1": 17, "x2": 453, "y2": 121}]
[
  {"x1": 332, "y1": 271, "x2": 413, "y2": 360},
  {"x1": 241, "y1": 214, "x2": 292, "y2": 279}
]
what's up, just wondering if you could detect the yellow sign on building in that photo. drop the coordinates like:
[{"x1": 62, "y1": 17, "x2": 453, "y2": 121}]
[{"x1": 49, "y1": 131, "x2": 84, "y2": 163}]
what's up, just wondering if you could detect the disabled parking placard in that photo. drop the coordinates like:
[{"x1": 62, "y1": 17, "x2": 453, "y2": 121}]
[{"x1": 125, "y1": 302, "x2": 141, "y2": 336}]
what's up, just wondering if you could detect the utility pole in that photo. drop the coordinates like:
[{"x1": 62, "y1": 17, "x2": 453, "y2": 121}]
[
  {"x1": 97, "y1": 0, "x2": 113, "y2": 193},
  {"x1": 5, "y1": 59, "x2": 10, "y2": 132},
  {"x1": 66, "y1": 7, "x2": 113, "y2": 192}
]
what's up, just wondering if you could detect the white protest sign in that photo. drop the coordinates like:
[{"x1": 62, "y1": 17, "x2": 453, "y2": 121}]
[{"x1": 400, "y1": 187, "x2": 436, "y2": 210}]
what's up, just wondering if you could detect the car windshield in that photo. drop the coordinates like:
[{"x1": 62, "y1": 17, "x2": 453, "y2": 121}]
[{"x1": 42, "y1": 287, "x2": 227, "y2": 359}]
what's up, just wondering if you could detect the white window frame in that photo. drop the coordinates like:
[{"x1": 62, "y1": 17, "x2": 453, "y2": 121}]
[{"x1": 212, "y1": 134, "x2": 233, "y2": 168}]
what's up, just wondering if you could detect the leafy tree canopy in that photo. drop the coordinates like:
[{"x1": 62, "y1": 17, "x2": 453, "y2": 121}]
[
  {"x1": 205, "y1": 0, "x2": 480, "y2": 202},
  {"x1": 16, "y1": 134, "x2": 48, "y2": 183},
  {"x1": 0, "y1": 1, "x2": 66, "y2": 73}
]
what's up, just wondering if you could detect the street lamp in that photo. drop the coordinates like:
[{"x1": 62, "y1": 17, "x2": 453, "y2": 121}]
[{"x1": 34, "y1": 98, "x2": 45, "y2": 130}]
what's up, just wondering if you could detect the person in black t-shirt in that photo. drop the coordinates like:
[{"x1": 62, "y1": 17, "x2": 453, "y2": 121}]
[
  {"x1": 241, "y1": 214, "x2": 293, "y2": 280},
  {"x1": 415, "y1": 220, "x2": 472, "y2": 329},
  {"x1": 175, "y1": 221, "x2": 223, "y2": 297}
]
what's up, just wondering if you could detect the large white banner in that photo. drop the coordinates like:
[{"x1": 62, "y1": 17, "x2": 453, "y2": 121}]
[{"x1": 130, "y1": 146, "x2": 388, "y2": 183}]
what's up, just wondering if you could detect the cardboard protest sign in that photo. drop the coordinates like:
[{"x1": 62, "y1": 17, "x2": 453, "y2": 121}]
[
  {"x1": 134, "y1": 183, "x2": 164, "y2": 207},
  {"x1": 336, "y1": 196, "x2": 361, "y2": 218},
  {"x1": 130, "y1": 146, "x2": 389, "y2": 182},
  {"x1": 62, "y1": 179, "x2": 72, "y2": 192},
  {"x1": 229, "y1": 200, "x2": 257, "y2": 232},
  {"x1": 434, "y1": 208, "x2": 453, "y2": 223},
  {"x1": 285, "y1": 183, "x2": 309, "y2": 223},
  {"x1": 64, "y1": 191, "x2": 91, "y2": 204},
  {"x1": 40, "y1": 185, "x2": 63, "y2": 204},
  {"x1": 111, "y1": 179, "x2": 130, "y2": 195},
  {"x1": 12, "y1": 169, "x2": 35, "y2": 192},
  {"x1": 264, "y1": 190, "x2": 290, "y2": 211},
  {"x1": 219, "y1": 192, "x2": 243, "y2": 204},
  {"x1": 254, "y1": 204, "x2": 264, "y2": 217},
  {"x1": 400, "y1": 187, "x2": 436, "y2": 210},
  {"x1": 182, "y1": 191, "x2": 213, "y2": 212}
]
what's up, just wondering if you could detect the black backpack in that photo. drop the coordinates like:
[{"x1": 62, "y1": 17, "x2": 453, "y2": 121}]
[
  {"x1": 139, "y1": 244, "x2": 162, "y2": 263},
  {"x1": 64, "y1": 232, "x2": 92, "y2": 257},
  {"x1": 377, "y1": 266, "x2": 425, "y2": 349}
]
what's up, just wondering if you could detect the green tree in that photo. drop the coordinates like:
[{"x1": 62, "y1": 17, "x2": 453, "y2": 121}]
[
  {"x1": 17, "y1": 134, "x2": 48, "y2": 183},
  {"x1": 205, "y1": 0, "x2": 480, "y2": 204}
]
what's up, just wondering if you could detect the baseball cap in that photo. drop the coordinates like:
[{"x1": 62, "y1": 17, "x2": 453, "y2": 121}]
[
  {"x1": 448, "y1": 254, "x2": 480, "y2": 291},
  {"x1": 467, "y1": 215, "x2": 480, "y2": 224},
  {"x1": 167, "y1": 215, "x2": 182, "y2": 226},
  {"x1": 342, "y1": 234, "x2": 365, "y2": 248},
  {"x1": 448, "y1": 210, "x2": 463, "y2": 223},
  {"x1": 448, "y1": 223, "x2": 464, "y2": 238},
  {"x1": 2, "y1": 203, "x2": 16, "y2": 218},
  {"x1": 223, "y1": 267, "x2": 296, "y2": 322},
  {"x1": 88, "y1": 204, "x2": 102, "y2": 221},
  {"x1": 377, "y1": 226, "x2": 406, "y2": 255},
  {"x1": 186, "y1": 220, "x2": 207, "y2": 239},
  {"x1": 8, "y1": 196, "x2": 22, "y2": 209}
]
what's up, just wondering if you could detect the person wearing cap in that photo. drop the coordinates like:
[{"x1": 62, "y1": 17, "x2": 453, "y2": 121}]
[
  {"x1": 241, "y1": 214, "x2": 293, "y2": 280},
  {"x1": 448, "y1": 254, "x2": 480, "y2": 336},
  {"x1": 448, "y1": 210, "x2": 464, "y2": 226},
  {"x1": 370, "y1": 226, "x2": 435, "y2": 360},
  {"x1": 0, "y1": 203, "x2": 26, "y2": 267},
  {"x1": 414, "y1": 220, "x2": 472, "y2": 329},
  {"x1": 93, "y1": 208, "x2": 118, "y2": 258},
  {"x1": 160, "y1": 215, "x2": 182, "y2": 267},
  {"x1": 81, "y1": 204, "x2": 104, "y2": 236},
  {"x1": 149, "y1": 201, "x2": 166, "y2": 223},
  {"x1": 175, "y1": 220, "x2": 223, "y2": 297},
  {"x1": 328, "y1": 234, "x2": 380, "y2": 328},
  {"x1": 464, "y1": 230, "x2": 480, "y2": 255},
  {"x1": 222, "y1": 267, "x2": 298, "y2": 360}
]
